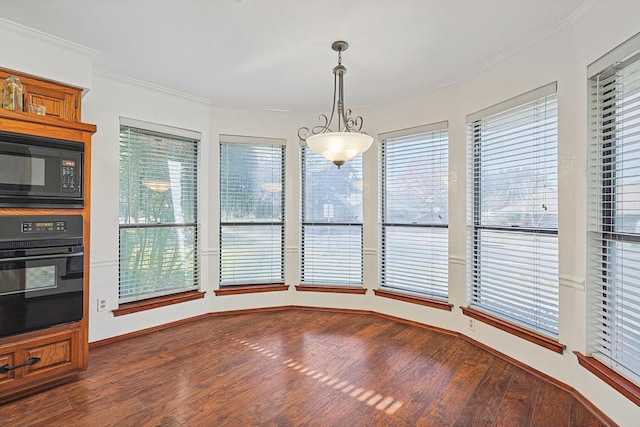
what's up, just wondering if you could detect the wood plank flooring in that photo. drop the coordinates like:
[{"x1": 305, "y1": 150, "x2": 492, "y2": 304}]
[{"x1": 0, "y1": 309, "x2": 613, "y2": 426}]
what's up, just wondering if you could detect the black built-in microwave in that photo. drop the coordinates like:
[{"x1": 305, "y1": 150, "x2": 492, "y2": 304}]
[{"x1": 0, "y1": 131, "x2": 84, "y2": 208}]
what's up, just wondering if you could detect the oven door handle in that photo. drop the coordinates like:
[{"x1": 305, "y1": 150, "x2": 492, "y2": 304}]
[{"x1": 0, "y1": 252, "x2": 84, "y2": 263}]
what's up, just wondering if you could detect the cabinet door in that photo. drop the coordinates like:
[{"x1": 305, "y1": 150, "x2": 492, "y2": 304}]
[
  {"x1": 0, "y1": 67, "x2": 83, "y2": 122},
  {"x1": 24, "y1": 85, "x2": 80, "y2": 122},
  {"x1": 0, "y1": 327, "x2": 82, "y2": 402}
]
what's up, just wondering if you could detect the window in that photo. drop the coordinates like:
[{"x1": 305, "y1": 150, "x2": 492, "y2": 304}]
[
  {"x1": 220, "y1": 135, "x2": 285, "y2": 286},
  {"x1": 588, "y1": 35, "x2": 640, "y2": 385},
  {"x1": 119, "y1": 118, "x2": 200, "y2": 303},
  {"x1": 467, "y1": 83, "x2": 559, "y2": 337},
  {"x1": 379, "y1": 123, "x2": 448, "y2": 299},
  {"x1": 301, "y1": 148, "x2": 363, "y2": 285}
]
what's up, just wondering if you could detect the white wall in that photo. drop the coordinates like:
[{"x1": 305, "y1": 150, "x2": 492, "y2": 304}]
[
  {"x1": 2, "y1": 1, "x2": 640, "y2": 423},
  {"x1": 83, "y1": 71, "x2": 213, "y2": 340}
]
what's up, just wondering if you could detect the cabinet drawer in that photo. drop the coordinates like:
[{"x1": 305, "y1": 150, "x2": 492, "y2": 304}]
[
  {"x1": 23, "y1": 336, "x2": 74, "y2": 377},
  {"x1": 0, "y1": 327, "x2": 83, "y2": 402}
]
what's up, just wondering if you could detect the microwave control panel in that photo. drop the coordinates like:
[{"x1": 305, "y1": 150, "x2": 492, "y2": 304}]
[
  {"x1": 61, "y1": 159, "x2": 77, "y2": 191},
  {"x1": 22, "y1": 221, "x2": 67, "y2": 233}
]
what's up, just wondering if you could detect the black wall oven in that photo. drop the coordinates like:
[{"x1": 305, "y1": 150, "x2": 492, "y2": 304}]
[
  {"x1": 0, "y1": 131, "x2": 84, "y2": 208},
  {"x1": 0, "y1": 215, "x2": 84, "y2": 338}
]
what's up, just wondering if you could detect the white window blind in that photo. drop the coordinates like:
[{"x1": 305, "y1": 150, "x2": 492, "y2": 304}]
[
  {"x1": 588, "y1": 36, "x2": 640, "y2": 383},
  {"x1": 379, "y1": 123, "x2": 449, "y2": 299},
  {"x1": 467, "y1": 83, "x2": 559, "y2": 337},
  {"x1": 220, "y1": 136, "x2": 285, "y2": 286},
  {"x1": 301, "y1": 148, "x2": 363, "y2": 285},
  {"x1": 119, "y1": 122, "x2": 200, "y2": 303}
]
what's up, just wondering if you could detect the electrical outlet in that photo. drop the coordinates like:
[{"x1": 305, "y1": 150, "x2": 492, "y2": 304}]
[
  {"x1": 97, "y1": 298, "x2": 108, "y2": 312},
  {"x1": 468, "y1": 318, "x2": 475, "y2": 331}
]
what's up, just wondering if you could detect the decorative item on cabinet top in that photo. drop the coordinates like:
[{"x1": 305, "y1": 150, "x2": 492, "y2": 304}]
[
  {"x1": 0, "y1": 67, "x2": 82, "y2": 122},
  {"x1": 1, "y1": 76, "x2": 23, "y2": 112}
]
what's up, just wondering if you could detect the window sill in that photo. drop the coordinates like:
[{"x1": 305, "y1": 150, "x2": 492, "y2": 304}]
[
  {"x1": 460, "y1": 306, "x2": 566, "y2": 354},
  {"x1": 113, "y1": 290, "x2": 205, "y2": 317},
  {"x1": 215, "y1": 284, "x2": 289, "y2": 296},
  {"x1": 574, "y1": 351, "x2": 640, "y2": 406},
  {"x1": 374, "y1": 288, "x2": 453, "y2": 311},
  {"x1": 295, "y1": 285, "x2": 367, "y2": 294}
]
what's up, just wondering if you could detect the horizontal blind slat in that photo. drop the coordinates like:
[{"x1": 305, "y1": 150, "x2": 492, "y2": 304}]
[
  {"x1": 467, "y1": 91, "x2": 559, "y2": 337},
  {"x1": 301, "y1": 148, "x2": 363, "y2": 285},
  {"x1": 220, "y1": 141, "x2": 285, "y2": 286},
  {"x1": 380, "y1": 128, "x2": 449, "y2": 299},
  {"x1": 119, "y1": 124, "x2": 200, "y2": 303},
  {"x1": 588, "y1": 53, "x2": 640, "y2": 384}
]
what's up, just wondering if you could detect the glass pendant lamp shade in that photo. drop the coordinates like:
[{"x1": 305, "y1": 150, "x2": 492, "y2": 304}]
[
  {"x1": 306, "y1": 132, "x2": 374, "y2": 167},
  {"x1": 298, "y1": 41, "x2": 373, "y2": 168},
  {"x1": 142, "y1": 180, "x2": 171, "y2": 192}
]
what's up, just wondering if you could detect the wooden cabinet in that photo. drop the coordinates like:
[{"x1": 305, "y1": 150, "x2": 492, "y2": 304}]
[
  {"x1": 0, "y1": 67, "x2": 95, "y2": 403},
  {"x1": 23, "y1": 83, "x2": 80, "y2": 122},
  {"x1": 0, "y1": 67, "x2": 82, "y2": 122},
  {"x1": 0, "y1": 326, "x2": 83, "y2": 400}
]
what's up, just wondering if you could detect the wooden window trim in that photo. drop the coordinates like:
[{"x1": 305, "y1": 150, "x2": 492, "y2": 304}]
[
  {"x1": 295, "y1": 285, "x2": 367, "y2": 294},
  {"x1": 112, "y1": 290, "x2": 205, "y2": 317},
  {"x1": 374, "y1": 288, "x2": 453, "y2": 311},
  {"x1": 214, "y1": 284, "x2": 289, "y2": 296},
  {"x1": 461, "y1": 306, "x2": 566, "y2": 354},
  {"x1": 574, "y1": 351, "x2": 640, "y2": 407}
]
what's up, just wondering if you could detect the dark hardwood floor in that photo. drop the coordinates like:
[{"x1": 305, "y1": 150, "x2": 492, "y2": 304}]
[{"x1": 0, "y1": 309, "x2": 613, "y2": 426}]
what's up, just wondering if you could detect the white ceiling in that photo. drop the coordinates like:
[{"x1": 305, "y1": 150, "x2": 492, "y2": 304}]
[{"x1": 0, "y1": 0, "x2": 588, "y2": 113}]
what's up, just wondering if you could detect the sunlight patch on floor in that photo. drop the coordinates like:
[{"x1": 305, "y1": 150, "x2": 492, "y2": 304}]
[{"x1": 228, "y1": 335, "x2": 403, "y2": 415}]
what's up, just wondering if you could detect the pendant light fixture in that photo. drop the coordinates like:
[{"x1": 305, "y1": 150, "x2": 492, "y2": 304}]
[{"x1": 298, "y1": 41, "x2": 374, "y2": 168}]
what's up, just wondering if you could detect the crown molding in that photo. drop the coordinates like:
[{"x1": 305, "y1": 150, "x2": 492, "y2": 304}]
[
  {"x1": 92, "y1": 68, "x2": 211, "y2": 106},
  {"x1": 453, "y1": 0, "x2": 601, "y2": 90},
  {"x1": 566, "y1": 0, "x2": 601, "y2": 26},
  {"x1": 94, "y1": 68, "x2": 294, "y2": 113},
  {"x1": 0, "y1": 17, "x2": 98, "y2": 58}
]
